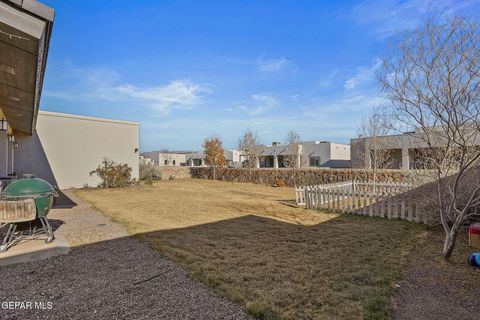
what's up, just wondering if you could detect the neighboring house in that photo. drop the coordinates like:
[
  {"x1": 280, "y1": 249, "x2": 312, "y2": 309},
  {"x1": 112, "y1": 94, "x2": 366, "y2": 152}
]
[
  {"x1": 252, "y1": 141, "x2": 350, "y2": 169},
  {"x1": 139, "y1": 155, "x2": 153, "y2": 165},
  {"x1": 0, "y1": 0, "x2": 140, "y2": 189},
  {"x1": 186, "y1": 151, "x2": 205, "y2": 166},
  {"x1": 186, "y1": 150, "x2": 242, "y2": 167},
  {"x1": 350, "y1": 129, "x2": 441, "y2": 170},
  {"x1": 140, "y1": 151, "x2": 189, "y2": 166}
]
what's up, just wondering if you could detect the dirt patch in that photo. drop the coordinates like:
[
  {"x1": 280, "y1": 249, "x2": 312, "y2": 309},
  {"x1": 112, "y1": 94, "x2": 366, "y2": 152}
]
[{"x1": 391, "y1": 229, "x2": 480, "y2": 320}]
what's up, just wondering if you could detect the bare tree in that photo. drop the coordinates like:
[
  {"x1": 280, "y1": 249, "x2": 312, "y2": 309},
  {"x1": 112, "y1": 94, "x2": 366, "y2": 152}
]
[
  {"x1": 379, "y1": 16, "x2": 480, "y2": 259},
  {"x1": 203, "y1": 137, "x2": 226, "y2": 180},
  {"x1": 283, "y1": 131, "x2": 301, "y2": 168},
  {"x1": 238, "y1": 130, "x2": 260, "y2": 168},
  {"x1": 357, "y1": 109, "x2": 392, "y2": 190}
]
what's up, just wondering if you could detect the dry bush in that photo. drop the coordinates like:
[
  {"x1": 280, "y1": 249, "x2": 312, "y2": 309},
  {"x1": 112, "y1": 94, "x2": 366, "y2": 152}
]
[
  {"x1": 90, "y1": 157, "x2": 135, "y2": 188},
  {"x1": 275, "y1": 178, "x2": 286, "y2": 187},
  {"x1": 139, "y1": 164, "x2": 162, "y2": 181}
]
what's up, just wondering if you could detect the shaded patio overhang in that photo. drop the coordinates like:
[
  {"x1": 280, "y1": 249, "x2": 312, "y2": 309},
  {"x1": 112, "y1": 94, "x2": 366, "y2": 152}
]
[{"x1": 0, "y1": 0, "x2": 54, "y2": 134}]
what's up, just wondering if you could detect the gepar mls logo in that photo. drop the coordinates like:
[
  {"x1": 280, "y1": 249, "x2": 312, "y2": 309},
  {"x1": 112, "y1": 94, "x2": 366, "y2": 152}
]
[{"x1": 1, "y1": 301, "x2": 53, "y2": 310}]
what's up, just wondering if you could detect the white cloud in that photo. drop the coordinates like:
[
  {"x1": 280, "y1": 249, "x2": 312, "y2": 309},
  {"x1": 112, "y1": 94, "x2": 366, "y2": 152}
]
[
  {"x1": 113, "y1": 80, "x2": 209, "y2": 113},
  {"x1": 257, "y1": 56, "x2": 292, "y2": 72},
  {"x1": 43, "y1": 65, "x2": 210, "y2": 114},
  {"x1": 344, "y1": 58, "x2": 381, "y2": 90},
  {"x1": 229, "y1": 94, "x2": 278, "y2": 115}
]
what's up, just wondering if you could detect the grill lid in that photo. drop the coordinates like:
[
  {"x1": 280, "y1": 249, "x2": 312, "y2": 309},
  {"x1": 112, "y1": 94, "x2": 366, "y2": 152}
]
[{"x1": 2, "y1": 177, "x2": 57, "y2": 198}]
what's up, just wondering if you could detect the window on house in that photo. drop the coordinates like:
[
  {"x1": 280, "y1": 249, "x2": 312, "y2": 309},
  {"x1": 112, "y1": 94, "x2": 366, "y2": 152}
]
[
  {"x1": 164, "y1": 160, "x2": 168, "y2": 165},
  {"x1": 173, "y1": 160, "x2": 176, "y2": 165},
  {"x1": 309, "y1": 156, "x2": 322, "y2": 167}
]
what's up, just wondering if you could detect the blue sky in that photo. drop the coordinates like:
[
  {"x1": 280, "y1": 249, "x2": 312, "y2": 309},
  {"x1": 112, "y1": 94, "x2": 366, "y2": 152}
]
[{"x1": 40, "y1": 0, "x2": 480, "y2": 151}]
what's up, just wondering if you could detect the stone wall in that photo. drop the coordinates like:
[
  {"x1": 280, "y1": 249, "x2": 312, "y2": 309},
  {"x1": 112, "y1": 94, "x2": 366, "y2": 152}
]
[{"x1": 189, "y1": 167, "x2": 417, "y2": 187}]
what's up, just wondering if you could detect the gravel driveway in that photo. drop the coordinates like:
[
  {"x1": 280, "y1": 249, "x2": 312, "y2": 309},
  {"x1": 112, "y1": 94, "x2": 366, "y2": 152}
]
[{"x1": 0, "y1": 191, "x2": 251, "y2": 320}]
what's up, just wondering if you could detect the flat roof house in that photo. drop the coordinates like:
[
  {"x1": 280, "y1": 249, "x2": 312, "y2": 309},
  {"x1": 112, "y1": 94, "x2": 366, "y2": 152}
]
[
  {"x1": 254, "y1": 141, "x2": 350, "y2": 169},
  {"x1": 350, "y1": 129, "x2": 454, "y2": 170},
  {"x1": 141, "y1": 151, "x2": 188, "y2": 167},
  {"x1": 186, "y1": 150, "x2": 242, "y2": 167},
  {"x1": 0, "y1": 0, "x2": 139, "y2": 189}
]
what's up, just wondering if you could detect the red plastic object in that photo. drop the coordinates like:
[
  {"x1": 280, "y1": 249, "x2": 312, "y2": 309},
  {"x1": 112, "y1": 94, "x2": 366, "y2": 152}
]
[{"x1": 469, "y1": 223, "x2": 480, "y2": 249}]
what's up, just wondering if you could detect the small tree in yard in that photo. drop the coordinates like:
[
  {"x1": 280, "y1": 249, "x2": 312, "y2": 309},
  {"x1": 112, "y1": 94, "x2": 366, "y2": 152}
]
[
  {"x1": 283, "y1": 131, "x2": 301, "y2": 168},
  {"x1": 357, "y1": 109, "x2": 392, "y2": 191},
  {"x1": 203, "y1": 136, "x2": 226, "y2": 180},
  {"x1": 90, "y1": 157, "x2": 134, "y2": 188},
  {"x1": 379, "y1": 16, "x2": 480, "y2": 259},
  {"x1": 238, "y1": 130, "x2": 260, "y2": 181}
]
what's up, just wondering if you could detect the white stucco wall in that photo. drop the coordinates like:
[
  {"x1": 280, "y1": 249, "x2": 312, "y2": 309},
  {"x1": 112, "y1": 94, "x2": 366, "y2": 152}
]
[
  {"x1": 14, "y1": 111, "x2": 140, "y2": 189},
  {"x1": 157, "y1": 153, "x2": 187, "y2": 166},
  {"x1": 330, "y1": 143, "x2": 350, "y2": 160}
]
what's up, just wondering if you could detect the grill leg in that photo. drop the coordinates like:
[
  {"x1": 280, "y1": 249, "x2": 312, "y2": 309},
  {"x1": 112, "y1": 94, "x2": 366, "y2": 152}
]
[
  {"x1": 0, "y1": 223, "x2": 17, "y2": 252},
  {"x1": 40, "y1": 217, "x2": 54, "y2": 243}
]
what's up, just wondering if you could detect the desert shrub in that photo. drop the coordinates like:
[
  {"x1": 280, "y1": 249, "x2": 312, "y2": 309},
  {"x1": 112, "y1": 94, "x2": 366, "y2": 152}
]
[
  {"x1": 143, "y1": 177, "x2": 154, "y2": 186},
  {"x1": 140, "y1": 163, "x2": 161, "y2": 180},
  {"x1": 168, "y1": 175, "x2": 175, "y2": 180},
  {"x1": 90, "y1": 157, "x2": 134, "y2": 188},
  {"x1": 275, "y1": 178, "x2": 286, "y2": 187}
]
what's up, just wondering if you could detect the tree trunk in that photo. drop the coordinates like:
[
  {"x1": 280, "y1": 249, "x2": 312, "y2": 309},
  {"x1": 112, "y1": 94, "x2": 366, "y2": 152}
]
[
  {"x1": 213, "y1": 166, "x2": 216, "y2": 180},
  {"x1": 442, "y1": 228, "x2": 457, "y2": 259}
]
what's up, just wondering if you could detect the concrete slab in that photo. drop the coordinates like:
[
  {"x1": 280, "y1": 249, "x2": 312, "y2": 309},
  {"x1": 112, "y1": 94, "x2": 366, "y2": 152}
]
[{"x1": 0, "y1": 231, "x2": 70, "y2": 266}]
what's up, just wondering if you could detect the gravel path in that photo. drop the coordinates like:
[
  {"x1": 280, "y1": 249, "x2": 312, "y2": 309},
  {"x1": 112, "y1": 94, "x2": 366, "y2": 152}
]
[{"x1": 0, "y1": 191, "x2": 251, "y2": 320}]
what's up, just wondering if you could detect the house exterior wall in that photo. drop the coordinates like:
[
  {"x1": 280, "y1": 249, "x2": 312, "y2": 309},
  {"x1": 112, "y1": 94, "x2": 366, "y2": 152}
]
[
  {"x1": 14, "y1": 111, "x2": 140, "y2": 189},
  {"x1": 299, "y1": 142, "x2": 330, "y2": 167},
  {"x1": 257, "y1": 141, "x2": 350, "y2": 168},
  {"x1": 139, "y1": 156, "x2": 153, "y2": 165},
  {"x1": 157, "y1": 153, "x2": 187, "y2": 166},
  {"x1": 350, "y1": 132, "x2": 428, "y2": 170},
  {"x1": 185, "y1": 150, "x2": 241, "y2": 167},
  {"x1": 141, "y1": 152, "x2": 188, "y2": 166},
  {"x1": 330, "y1": 143, "x2": 350, "y2": 160}
]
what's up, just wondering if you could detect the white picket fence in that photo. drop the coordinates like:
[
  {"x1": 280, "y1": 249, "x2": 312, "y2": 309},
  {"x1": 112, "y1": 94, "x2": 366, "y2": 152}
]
[
  {"x1": 303, "y1": 187, "x2": 428, "y2": 223},
  {"x1": 295, "y1": 180, "x2": 413, "y2": 206},
  {"x1": 295, "y1": 182, "x2": 352, "y2": 205}
]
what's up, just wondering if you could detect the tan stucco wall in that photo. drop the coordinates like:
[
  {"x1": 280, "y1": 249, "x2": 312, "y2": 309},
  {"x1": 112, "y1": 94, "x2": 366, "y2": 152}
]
[
  {"x1": 330, "y1": 143, "x2": 350, "y2": 160},
  {"x1": 14, "y1": 111, "x2": 139, "y2": 189}
]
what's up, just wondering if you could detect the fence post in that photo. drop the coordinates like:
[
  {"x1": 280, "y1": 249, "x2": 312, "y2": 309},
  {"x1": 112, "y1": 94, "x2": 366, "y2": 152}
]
[
  {"x1": 400, "y1": 199, "x2": 406, "y2": 220},
  {"x1": 387, "y1": 196, "x2": 392, "y2": 219},
  {"x1": 305, "y1": 188, "x2": 310, "y2": 209},
  {"x1": 407, "y1": 201, "x2": 413, "y2": 222},
  {"x1": 380, "y1": 193, "x2": 386, "y2": 218},
  {"x1": 346, "y1": 189, "x2": 350, "y2": 213},
  {"x1": 363, "y1": 191, "x2": 368, "y2": 215},
  {"x1": 327, "y1": 189, "x2": 332, "y2": 210},
  {"x1": 368, "y1": 193, "x2": 373, "y2": 217},
  {"x1": 393, "y1": 198, "x2": 399, "y2": 219}
]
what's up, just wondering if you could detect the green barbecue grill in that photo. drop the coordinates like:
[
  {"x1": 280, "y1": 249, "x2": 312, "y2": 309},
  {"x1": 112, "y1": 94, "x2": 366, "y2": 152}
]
[{"x1": 0, "y1": 176, "x2": 58, "y2": 252}]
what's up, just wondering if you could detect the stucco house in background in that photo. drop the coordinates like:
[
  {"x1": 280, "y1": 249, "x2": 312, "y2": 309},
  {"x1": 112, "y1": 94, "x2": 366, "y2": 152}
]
[
  {"x1": 141, "y1": 151, "x2": 189, "y2": 167},
  {"x1": 186, "y1": 150, "x2": 242, "y2": 167},
  {"x1": 350, "y1": 128, "x2": 470, "y2": 171},
  {"x1": 141, "y1": 150, "x2": 243, "y2": 167},
  {"x1": 253, "y1": 140, "x2": 350, "y2": 169},
  {"x1": 0, "y1": 0, "x2": 139, "y2": 189},
  {"x1": 139, "y1": 155, "x2": 153, "y2": 165}
]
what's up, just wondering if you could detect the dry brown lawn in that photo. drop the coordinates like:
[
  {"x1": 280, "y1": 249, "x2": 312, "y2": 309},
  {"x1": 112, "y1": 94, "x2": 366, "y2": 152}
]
[{"x1": 76, "y1": 179, "x2": 432, "y2": 320}]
